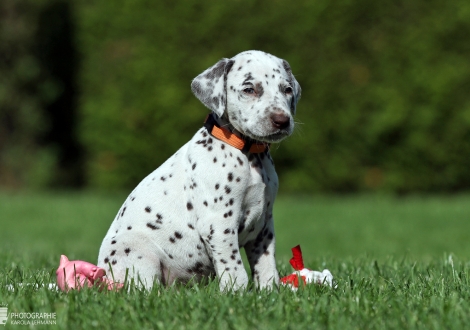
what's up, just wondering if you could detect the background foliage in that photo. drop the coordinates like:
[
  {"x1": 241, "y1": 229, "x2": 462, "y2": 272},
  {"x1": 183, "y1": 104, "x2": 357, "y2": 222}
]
[
  {"x1": 0, "y1": 0, "x2": 82, "y2": 189},
  {"x1": 1, "y1": 0, "x2": 470, "y2": 193}
]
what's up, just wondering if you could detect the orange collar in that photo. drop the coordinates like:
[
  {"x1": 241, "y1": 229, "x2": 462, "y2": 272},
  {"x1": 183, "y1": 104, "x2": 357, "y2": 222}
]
[{"x1": 204, "y1": 114, "x2": 269, "y2": 153}]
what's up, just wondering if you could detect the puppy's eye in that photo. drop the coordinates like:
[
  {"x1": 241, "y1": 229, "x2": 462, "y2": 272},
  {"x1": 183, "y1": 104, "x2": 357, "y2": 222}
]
[
  {"x1": 243, "y1": 88, "x2": 255, "y2": 94},
  {"x1": 285, "y1": 87, "x2": 293, "y2": 94}
]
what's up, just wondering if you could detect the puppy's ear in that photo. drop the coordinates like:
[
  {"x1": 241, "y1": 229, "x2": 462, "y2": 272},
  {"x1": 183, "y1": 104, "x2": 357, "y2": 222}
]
[
  {"x1": 191, "y1": 58, "x2": 235, "y2": 117},
  {"x1": 282, "y1": 60, "x2": 302, "y2": 115}
]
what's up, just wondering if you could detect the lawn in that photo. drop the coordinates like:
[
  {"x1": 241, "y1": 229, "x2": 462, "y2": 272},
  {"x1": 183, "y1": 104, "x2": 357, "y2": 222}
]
[{"x1": 1, "y1": 191, "x2": 470, "y2": 329}]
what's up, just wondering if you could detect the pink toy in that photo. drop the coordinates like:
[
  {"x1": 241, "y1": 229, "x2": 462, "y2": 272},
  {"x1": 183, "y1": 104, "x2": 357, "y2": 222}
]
[
  {"x1": 280, "y1": 245, "x2": 334, "y2": 290},
  {"x1": 56, "y1": 255, "x2": 123, "y2": 292}
]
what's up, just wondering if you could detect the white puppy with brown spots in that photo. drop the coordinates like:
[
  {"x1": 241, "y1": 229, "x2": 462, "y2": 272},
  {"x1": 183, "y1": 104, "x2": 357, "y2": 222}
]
[{"x1": 98, "y1": 50, "x2": 301, "y2": 291}]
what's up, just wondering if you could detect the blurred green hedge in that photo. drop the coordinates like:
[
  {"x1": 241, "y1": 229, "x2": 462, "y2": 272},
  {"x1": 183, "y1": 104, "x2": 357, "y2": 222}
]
[
  {"x1": 0, "y1": 0, "x2": 53, "y2": 188},
  {"x1": 76, "y1": 0, "x2": 470, "y2": 193},
  {"x1": 2, "y1": 0, "x2": 469, "y2": 193},
  {"x1": 0, "y1": 0, "x2": 82, "y2": 188}
]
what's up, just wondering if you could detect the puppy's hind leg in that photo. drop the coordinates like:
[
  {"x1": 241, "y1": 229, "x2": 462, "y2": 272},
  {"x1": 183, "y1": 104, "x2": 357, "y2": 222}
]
[{"x1": 99, "y1": 240, "x2": 169, "y2": 290}]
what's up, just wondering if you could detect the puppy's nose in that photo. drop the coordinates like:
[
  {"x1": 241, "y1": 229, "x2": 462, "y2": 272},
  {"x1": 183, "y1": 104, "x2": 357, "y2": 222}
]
[{"x1": 270, "y1": 112, "x2": 290, "y2": 130}]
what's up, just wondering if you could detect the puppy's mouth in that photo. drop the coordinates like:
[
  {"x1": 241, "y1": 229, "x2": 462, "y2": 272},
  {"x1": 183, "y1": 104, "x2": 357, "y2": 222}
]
[{"x1": 244, "y1": 129, "x2": 291, "y2": 143}]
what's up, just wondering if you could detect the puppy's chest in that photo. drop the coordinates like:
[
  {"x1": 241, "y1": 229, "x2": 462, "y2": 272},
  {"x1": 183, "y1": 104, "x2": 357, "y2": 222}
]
[
  {"x1": 186, "y1": 130, "x2": 277, "y2": 241},
  {"x1": 237, "y1": 153, "x2": 278, "y2": 244}
]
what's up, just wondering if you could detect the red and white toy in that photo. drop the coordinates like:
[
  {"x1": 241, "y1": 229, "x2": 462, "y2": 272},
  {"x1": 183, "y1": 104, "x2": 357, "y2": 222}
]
[{"x1": 280, "y1": 245, "x2": 334, "y2": 290}]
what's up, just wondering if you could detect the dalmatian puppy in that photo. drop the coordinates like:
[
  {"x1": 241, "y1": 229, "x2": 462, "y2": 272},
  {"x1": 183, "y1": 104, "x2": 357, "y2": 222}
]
[{"x1": 97, "y1": 50, "x2": 301, "y2": 291}]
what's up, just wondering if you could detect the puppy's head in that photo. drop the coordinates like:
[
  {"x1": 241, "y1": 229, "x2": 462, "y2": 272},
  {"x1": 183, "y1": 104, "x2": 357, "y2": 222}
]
[{"x1": 191, "y1": 50, "x2": 301, "y2": 143}]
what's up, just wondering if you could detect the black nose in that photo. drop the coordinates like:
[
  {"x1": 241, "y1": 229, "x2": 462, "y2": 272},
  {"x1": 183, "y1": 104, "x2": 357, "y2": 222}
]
[{"x1": 271, "y1": 112, "x2": 290, "y2": 130}]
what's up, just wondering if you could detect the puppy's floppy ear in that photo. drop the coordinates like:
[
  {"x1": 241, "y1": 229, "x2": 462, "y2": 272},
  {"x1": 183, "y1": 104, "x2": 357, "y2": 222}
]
[
  {"x1": 191, "y1": 58, "x2": 235, "y2": 117},
  {"x1": 282, "y1": 60, "x2": 302, "y2": 115}
]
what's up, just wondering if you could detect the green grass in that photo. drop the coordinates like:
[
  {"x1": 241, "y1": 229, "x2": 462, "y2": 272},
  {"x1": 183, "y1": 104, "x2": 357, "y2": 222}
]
[{"x1": 1, "y1": 191, "x2": 470, "y2": 329}]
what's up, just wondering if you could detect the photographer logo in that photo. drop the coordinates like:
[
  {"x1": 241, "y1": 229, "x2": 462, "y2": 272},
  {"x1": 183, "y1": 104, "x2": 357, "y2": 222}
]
[
  {"x1": 0, "y1": 307, "x2": 56, "y2": 326},
  {"x1": 0, "y1": 307, "x2": 7, "y2": 326}
]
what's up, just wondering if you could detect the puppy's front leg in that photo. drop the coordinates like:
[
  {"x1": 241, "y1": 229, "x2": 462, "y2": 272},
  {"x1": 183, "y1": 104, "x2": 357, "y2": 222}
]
[
  {"x1": 244, "y1": 217, "x2": 279, "y2": 289},
  {"x1": 200, "y1": 220, "x2": 249, "y2": 291}
]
